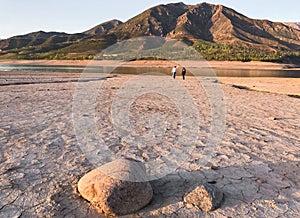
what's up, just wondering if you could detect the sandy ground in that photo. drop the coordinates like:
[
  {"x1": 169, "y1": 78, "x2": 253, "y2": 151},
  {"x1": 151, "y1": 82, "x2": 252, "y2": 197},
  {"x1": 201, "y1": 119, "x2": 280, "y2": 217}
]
[
  {"x1": 0, "y1": 71, "x2": 299, "y2": 217},
  {"x1": 219, "y1": 77, "x2": 300, "y2": 96}
]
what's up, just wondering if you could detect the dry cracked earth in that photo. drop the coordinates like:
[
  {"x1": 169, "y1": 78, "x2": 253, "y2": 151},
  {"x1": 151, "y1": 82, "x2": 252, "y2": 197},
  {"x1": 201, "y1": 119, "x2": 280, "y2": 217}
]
[{"x1": 0, "y1": 71, "x2": 299, "y2": 217}]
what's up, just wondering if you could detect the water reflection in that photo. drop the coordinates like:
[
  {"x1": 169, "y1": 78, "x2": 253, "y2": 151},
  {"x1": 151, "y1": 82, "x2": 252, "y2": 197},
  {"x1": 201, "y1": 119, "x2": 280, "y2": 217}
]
[
  {"x1": 213, "y1": 68, "x2": 300, "y2": 78},
  {"x1": 0, "y1": 64, "x2": 299, "y2": 78},
  {"x1": 0, "y1": 64, "x2": 100, "y2": 73}
]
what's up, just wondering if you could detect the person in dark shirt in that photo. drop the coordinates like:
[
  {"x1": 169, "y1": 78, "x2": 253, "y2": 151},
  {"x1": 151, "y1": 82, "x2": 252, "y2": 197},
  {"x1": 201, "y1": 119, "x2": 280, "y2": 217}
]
[{"x1": 182, "y1": 67, "x2": 186, "y2": 80}]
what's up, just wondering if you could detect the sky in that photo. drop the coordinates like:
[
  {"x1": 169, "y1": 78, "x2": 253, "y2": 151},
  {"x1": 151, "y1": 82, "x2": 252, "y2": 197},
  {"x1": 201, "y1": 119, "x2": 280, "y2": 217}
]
[{"x1": 1, "y1": 0, "x2": 300, "y2": 39}]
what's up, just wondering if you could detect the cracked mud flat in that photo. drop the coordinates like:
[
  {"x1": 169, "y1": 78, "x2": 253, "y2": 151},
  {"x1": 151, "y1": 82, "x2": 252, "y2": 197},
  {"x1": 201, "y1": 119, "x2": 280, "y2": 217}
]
[{"x1": 0, "y1": 71, "x2": 299, "y2": 217}]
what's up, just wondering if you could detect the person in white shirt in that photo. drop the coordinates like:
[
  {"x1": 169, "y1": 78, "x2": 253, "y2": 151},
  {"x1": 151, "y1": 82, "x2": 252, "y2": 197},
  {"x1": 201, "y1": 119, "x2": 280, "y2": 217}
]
[{"x1": 172, "y1": 66, "x2": 177, "y2": 79}]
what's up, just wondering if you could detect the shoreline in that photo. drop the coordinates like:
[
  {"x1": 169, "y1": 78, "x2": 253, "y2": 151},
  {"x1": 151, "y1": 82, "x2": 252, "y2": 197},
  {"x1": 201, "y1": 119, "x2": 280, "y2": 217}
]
[
  {"x1": 0, "y1": 59, "x2": 299, "y2": 70},
  {"x1": 0, "y1": 70, "x2": 299, "y2": 96}
]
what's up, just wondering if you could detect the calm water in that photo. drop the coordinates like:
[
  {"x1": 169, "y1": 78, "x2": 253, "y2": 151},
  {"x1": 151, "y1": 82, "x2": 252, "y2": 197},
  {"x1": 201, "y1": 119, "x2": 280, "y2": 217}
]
[
  {"x1": 0, "y1": 64, "x2": 93, "y2": 73},
  {"x1": 0, "y1": 64, "x2": 299, "y2": 78}
]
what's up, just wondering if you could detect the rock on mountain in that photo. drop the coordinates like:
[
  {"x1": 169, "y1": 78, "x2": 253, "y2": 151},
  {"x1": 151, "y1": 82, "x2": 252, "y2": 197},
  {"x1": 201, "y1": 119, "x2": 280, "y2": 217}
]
[
  {"x1": 285, "y1": 22, "x2": 300, "y2": 30},
  {"x1": 84, "y1": 19, "x2": 123, "y2": 35}
]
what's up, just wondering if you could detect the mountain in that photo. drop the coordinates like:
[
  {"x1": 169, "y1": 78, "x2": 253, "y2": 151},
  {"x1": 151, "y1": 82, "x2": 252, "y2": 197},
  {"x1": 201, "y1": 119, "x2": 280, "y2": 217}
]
[
  {"x1": 0, "y1": 2, "x2": 300, "y2": 61},
  {"x1": 109, "y1": 2, "x2": 300, "y2": 50}
]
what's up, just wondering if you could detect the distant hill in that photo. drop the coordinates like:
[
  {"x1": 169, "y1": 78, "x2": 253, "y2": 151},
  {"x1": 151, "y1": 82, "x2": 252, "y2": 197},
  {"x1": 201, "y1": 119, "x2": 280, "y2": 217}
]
[
  {"x1": 0, "y1": 31, "x2": 86, "y2": 51},
  {"x1": 0, "y1": 2, "x2": 300, "y2": 62}
]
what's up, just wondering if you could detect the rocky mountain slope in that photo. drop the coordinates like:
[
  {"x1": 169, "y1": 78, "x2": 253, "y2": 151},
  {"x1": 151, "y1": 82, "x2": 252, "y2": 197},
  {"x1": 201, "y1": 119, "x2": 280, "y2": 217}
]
[
  {"x1": 285, "y1": 22, "x2": 300, "y2": 30},
  {"x1": 83, "y1": 19, "x2": 123, "y2": 35},
  {"x1": 110, "y1": 2, "x2": 300, "y2": 50}
]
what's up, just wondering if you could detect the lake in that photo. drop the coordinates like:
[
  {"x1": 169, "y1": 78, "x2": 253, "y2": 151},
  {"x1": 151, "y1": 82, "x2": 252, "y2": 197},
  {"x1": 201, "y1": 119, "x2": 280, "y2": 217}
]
[{"x1": 0, "y1": 64, "x2": 299, "y2": 78}]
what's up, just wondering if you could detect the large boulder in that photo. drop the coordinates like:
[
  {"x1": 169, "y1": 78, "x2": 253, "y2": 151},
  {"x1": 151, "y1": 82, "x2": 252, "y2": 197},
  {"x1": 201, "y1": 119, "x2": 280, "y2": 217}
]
[
  {"x1": 78, "y1": 158, "x2": 153, "y2": 216},
  {"x1": 183, "y1": 183, "x2": 223, "y2": 212}
]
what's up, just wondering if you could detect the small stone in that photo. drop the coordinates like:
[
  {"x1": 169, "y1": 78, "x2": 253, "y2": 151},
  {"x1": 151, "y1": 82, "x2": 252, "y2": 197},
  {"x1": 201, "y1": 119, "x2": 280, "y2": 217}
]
[
  {"x1": 256, "y1": 178, "x2": 265, "y2": 184},
  {"x1": 78, "y1": 158, "x2": 153, "y2": 216},
  {"x1": 204, "y1": 162, "x2": 218, "y2": 170},
  {"x1": 211, "y1": 165, "x2": 219, "y2": 170},
  {"x1": 268, "y1": 117, "x2": 277, "y2": 120},
  {"x1": 183, "y1": 183, "x2": 223, "y2": 212}
]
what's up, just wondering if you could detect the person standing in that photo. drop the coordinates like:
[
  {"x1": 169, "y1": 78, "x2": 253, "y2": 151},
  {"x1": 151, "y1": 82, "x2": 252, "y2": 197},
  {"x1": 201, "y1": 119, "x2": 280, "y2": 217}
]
[
  {"x1": 182, "y1": 67, "x2": 186, "y2": 80},
  {"x1": 172, "y1": 66, "x2": 177, "y2": 79}
]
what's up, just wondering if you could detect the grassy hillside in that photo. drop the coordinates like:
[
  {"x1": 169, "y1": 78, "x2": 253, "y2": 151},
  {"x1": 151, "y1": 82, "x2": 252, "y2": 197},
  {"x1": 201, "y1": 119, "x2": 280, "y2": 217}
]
[{"x1": 193, "y1": 40, "x2": 300, "y2": 62}]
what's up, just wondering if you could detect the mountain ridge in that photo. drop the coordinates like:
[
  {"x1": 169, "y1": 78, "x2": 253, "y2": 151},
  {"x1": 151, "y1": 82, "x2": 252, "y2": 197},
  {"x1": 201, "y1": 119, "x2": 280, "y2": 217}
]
[{"x1": 0, "y1": 2, "x2": 299, "y2": 62}]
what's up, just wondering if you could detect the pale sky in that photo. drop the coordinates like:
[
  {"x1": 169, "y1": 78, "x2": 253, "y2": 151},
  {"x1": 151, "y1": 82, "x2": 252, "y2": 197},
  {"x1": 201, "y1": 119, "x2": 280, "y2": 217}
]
[{"x1": 1, "y1": 0, "x2": 299, "y2": 39}]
